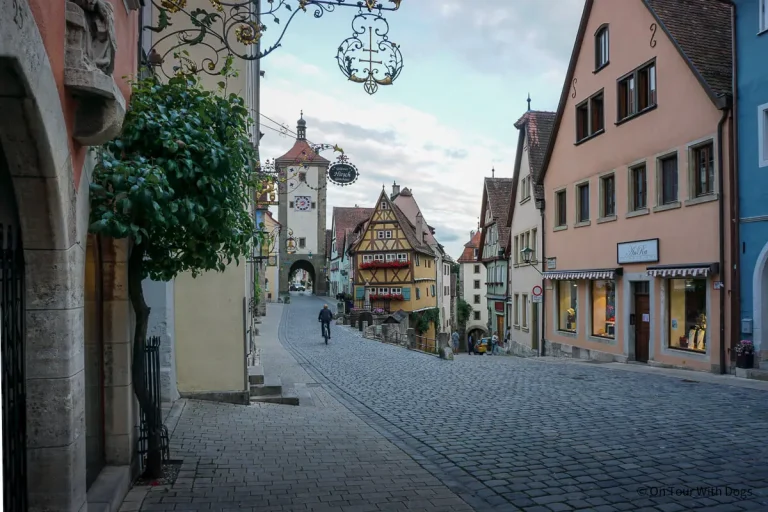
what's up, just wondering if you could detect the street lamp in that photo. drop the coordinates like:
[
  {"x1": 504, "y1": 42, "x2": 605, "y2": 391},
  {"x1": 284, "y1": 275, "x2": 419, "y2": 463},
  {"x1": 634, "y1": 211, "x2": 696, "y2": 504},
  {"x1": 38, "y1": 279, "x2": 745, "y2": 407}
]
[{"x1": 521, "y1": 247, "x2": 544, "y2": 276}]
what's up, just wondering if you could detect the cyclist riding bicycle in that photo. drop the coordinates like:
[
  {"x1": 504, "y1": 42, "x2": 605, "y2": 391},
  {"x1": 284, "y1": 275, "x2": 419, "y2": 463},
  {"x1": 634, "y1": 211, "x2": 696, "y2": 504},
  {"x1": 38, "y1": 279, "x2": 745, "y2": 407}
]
[{"x1": 318, "y1": 304, "x2": 333, "y2": 339}]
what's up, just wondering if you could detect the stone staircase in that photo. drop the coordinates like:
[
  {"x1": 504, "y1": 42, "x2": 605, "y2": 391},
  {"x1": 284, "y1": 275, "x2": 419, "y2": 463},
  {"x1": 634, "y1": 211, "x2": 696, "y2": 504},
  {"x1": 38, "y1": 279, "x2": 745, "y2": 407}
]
[{"x1": 248, "y1": 365, "x2": 300, "y2": 405}]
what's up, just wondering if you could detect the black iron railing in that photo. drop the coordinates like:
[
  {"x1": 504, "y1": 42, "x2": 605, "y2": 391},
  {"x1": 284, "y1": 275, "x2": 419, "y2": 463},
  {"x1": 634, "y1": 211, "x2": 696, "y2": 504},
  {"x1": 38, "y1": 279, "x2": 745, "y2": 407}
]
[
  {"x1": 137, "y1": 336, "x2": 170, "y2": 469},
  {"x1": 1, "y1": 224, "x2": 27, "y2": 512},
  {"x1": 414, "y1": 335, "x2": 437, "y2": 354}
]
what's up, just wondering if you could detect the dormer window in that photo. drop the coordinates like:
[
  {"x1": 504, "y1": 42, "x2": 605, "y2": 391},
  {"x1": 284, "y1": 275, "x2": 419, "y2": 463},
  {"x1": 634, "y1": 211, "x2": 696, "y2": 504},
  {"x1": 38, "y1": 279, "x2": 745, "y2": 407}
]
[{"x1": 595, "y1": 25, "x2": 609, "y2": 71}]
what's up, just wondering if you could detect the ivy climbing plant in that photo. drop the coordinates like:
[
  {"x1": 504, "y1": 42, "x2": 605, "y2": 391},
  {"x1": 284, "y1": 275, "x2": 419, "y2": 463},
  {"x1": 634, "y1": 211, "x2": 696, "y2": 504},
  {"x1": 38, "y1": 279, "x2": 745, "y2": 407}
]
[
  {"x1": 88, "y1": 74, "x2": 271, "y2": 477},
  {"x1": 410, "y1": 308, "x2": 440, "y2": 335}
]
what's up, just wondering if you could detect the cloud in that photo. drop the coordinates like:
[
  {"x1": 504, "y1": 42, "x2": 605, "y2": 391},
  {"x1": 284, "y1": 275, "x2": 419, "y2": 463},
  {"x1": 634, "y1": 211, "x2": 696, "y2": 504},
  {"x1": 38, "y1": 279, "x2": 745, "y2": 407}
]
[{"x1": 417, "y1": 0, "x2": 583, "y2": 75}]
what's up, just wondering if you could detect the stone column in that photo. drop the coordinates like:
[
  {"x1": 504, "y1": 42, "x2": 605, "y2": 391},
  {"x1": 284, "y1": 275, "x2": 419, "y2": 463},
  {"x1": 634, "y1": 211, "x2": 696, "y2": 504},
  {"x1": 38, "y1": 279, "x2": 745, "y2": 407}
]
[
  {"x1": 143, "y1": 278, "x2": 179, "y2": 403},
  {"x1": 101, "y1": 237, "x2": 138, "y2": 469},
  {"x1": 407, "y1": 328, "x2": 416, "y2": 350}
]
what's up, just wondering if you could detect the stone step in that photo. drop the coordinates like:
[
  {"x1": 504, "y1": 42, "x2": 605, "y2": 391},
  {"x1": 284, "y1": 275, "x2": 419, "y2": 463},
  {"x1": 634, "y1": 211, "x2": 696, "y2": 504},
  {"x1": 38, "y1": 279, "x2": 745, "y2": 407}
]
[
  {"x1": 250, "y1": 394, "x2": 300, "y2": 406},
  {"x1": 248, "y1": 365, "x2": 264, "y2": 385},
  {"x1": 744, "y1": 368, "x2": 768, "y2": 382}
]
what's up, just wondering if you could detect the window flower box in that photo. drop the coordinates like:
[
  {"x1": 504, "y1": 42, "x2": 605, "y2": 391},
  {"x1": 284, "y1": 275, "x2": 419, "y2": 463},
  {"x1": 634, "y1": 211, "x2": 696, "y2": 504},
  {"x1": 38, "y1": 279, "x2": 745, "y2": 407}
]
[
  {"x1": 360, "y1": 261, "x2": 409, "y2": 270},
  {"x1": 369, "y1": 294, "x2": 405, "y2": 301}
]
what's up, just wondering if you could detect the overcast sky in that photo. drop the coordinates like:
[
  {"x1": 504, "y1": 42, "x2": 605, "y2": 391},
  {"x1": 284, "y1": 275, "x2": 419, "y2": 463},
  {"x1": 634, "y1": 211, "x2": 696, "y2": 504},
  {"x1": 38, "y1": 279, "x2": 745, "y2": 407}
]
[{"x1": 258, "y1": 0, "x2": 583, "y2": 258}]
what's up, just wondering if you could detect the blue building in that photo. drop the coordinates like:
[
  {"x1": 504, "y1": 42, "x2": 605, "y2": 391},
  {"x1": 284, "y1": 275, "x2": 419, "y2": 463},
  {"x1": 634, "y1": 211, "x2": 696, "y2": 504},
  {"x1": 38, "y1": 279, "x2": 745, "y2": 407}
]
[{"x1": 737, "y1": 0, "x2": 768, "y2": 358}]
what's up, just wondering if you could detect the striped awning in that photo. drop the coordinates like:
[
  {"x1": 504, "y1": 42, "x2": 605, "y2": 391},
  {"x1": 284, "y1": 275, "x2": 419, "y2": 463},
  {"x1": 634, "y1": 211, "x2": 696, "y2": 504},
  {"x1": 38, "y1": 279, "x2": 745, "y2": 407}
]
[
  {"x1": 542, "y1": 270, "x2": 615, "y2": 280},
  {"x1": 647, "y1": 266, "x2": 712, "y2": 278}
]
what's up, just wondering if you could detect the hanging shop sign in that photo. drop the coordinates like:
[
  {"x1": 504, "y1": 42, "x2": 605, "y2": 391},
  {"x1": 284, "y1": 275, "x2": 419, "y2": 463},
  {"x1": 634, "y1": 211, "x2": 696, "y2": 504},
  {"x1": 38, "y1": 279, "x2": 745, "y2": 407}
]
[
  {"x1": 617, "y1": 238, "x2": 659, "y2": 265},
  {"x1": 327, "y1": 161, "x2": 360, "y2": 186}
]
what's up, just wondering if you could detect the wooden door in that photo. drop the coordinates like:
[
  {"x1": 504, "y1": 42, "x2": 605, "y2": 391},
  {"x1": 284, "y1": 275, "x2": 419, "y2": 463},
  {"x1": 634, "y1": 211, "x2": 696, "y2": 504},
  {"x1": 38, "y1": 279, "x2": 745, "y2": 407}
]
[
  {"x1": 634, "y1": 293, "x2": 650, "y2": 363},
  {"x1": 531, "y1": 303, "x2": 539, "y2": 351},
  {"x1": 496, "y1": 314, "x2": 504, "y2": 339}
]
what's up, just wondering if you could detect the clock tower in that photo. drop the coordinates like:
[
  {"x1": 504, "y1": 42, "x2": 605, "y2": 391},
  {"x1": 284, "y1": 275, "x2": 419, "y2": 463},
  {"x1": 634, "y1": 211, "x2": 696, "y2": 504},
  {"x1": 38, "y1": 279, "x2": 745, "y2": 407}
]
[{"x1": 276, "y1": 113, "x2": 330, "y2": 296}]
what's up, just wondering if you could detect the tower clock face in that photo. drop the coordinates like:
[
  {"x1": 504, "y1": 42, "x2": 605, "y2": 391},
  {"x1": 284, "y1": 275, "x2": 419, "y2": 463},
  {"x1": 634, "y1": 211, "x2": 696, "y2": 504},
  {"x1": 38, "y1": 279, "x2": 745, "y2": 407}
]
[{"x1": 295, "y1": 196, "x2": 311, "y2": 211}]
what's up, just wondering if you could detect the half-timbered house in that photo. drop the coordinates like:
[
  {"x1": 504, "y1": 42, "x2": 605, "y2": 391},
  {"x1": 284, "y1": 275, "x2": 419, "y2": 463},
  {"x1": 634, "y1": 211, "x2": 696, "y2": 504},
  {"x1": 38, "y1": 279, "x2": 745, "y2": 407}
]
[{"x1": 350, "y1": 189, "x2": 438, "y2": 337}]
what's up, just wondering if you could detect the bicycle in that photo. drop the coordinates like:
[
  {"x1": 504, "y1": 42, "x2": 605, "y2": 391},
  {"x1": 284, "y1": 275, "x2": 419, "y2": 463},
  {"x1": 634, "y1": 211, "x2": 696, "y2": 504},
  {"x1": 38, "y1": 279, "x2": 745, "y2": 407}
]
[{"x1": 321, "y1": 321, "x2": 330, "y2": 345}]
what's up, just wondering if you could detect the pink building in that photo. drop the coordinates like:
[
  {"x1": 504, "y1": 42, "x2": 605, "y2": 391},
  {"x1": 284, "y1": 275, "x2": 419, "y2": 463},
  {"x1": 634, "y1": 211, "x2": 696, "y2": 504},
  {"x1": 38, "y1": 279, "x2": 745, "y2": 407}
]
[{"x1": 538, "y1": 0, "x2": 735, "y2": 373}]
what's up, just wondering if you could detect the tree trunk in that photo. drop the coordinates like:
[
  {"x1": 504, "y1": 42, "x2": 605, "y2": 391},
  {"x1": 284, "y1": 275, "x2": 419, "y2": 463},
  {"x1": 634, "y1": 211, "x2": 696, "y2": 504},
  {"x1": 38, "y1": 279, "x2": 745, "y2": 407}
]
[{"x1": 128, "y1": 243, "x2": 162, "y2": 478}]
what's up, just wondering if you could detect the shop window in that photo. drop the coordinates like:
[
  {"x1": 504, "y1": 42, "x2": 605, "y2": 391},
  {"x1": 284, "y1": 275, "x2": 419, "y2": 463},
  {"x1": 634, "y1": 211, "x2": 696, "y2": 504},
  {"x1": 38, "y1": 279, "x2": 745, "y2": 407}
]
[
  {"x1": 591, "y1": 280, "x2": 616, "y2": 339},
  {"x1": 513, "y1": 294, "x2": 520, "y2": 326},
  {"x1": 618, "y1": 61, "x2": 656, "y2": 122},
  {"x1": 600, "y1": 174, "x2": 615, "y2": 218},
  {"x1": 576, "y1": 91, "x2": 604, "y2": 142},
  {"x1": 759, "y1": 102, "x2": 768, "y2": 167},
  {"x1": 474, "y1": 294, "x2": 481, "y2": 304},
  {"x1": 668, "y1": 279, "x2": 707, "y2": 352},
  {"x1": 555, "y1": 190, "x2": 567, "y2": 227},
  {"x1": 629, "y1": 164, "x2": 647, "y2": 211},
  {"x1": 595, "y1": 25, "x2": 609, "y2": 70},
  {"x1": 658, "y1": 153, "x2": 679, "y2": 205},
  {"x1": 558, "y1": 281, "x2": 578, "y2": 333},
  {"x1": 474, "y1": 311, "x2": 481, "y2": 321},
  {"x1": 576, "y1": 182, "x2": 590, "y2": 222},
  {"x1": 522, "y1": 294, "x2": 528, "y2": 328},
  {"x1": 690, "y1": 142, "x2": 715, "y2": 197}
]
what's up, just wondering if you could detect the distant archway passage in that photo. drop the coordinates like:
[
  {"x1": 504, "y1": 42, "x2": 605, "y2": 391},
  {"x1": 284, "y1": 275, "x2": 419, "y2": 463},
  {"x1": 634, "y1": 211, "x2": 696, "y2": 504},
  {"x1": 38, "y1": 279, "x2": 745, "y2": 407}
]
[
  {"x1": 288, "y1": 260, "x2": 316, "y2": 294},
  {"x1": 279, "y1": 254, "x2": 327, "y2": 297}
]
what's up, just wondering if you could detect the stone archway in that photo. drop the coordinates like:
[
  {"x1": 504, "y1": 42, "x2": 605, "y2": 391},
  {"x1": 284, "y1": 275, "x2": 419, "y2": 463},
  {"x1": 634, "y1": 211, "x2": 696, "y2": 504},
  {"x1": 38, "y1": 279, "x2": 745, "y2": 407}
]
[
  {"x1": 1, "y1": 3, "x2": 88, "y2": 511},
  {"x1": 752, "y1": 241, "x2": 768, "y2": 358},
  {"x1": 287, "y1": 259, "x2": 317, "y2": 294}
]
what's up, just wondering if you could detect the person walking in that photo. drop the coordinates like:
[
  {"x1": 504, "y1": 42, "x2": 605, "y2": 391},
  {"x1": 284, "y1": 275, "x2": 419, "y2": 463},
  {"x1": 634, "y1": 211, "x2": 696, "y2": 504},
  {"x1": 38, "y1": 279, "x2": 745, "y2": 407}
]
[
  {"x1": 468, "y1": 333, "x2": 475, "y2": 355},
  {"x1": 451, "y1": 330, "x2": 460, "y2": 354}
]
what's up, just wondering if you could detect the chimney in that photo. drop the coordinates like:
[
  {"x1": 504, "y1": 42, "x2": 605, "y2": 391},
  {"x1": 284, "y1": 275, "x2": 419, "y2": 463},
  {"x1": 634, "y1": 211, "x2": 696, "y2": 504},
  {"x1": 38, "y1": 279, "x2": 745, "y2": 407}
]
[
  {"x1": 415, "y1": 212, "x2": 425, "y2": 243},
  {"x1": 391, "y1": 181, "x2": 400, "y2": 199}
]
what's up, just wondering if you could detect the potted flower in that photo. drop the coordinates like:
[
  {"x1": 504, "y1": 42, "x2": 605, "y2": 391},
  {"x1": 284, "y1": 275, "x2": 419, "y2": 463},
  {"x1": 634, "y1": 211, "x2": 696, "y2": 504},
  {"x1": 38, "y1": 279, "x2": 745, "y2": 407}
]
[
  {"x1": 734, "y1": 340, "x2": 755, "y2": 369},
  {"x1": 372, "y1": 308, "x2": 386, "y2": 315}
]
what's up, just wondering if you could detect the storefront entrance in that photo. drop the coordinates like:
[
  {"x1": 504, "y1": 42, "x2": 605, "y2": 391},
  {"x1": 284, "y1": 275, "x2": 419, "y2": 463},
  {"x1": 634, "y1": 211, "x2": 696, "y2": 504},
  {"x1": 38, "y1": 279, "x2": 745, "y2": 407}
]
[
  {"x1": 634, "y1": 282, "x2": 650, "y2": 363},
  {"x1": 496, "y1": 314, "x2": 505, "y2": 338}
]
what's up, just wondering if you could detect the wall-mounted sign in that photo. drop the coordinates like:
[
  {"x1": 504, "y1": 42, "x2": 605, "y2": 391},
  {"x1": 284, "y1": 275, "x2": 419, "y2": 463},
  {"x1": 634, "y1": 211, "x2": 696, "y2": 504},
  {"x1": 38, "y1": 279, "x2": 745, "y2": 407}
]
[
  {"x1": 495, "y1": 302, "x2": 505, "y2": 312},
  {"x1": 617, "y1": 238, "x2": 659, "y2": 265},
  {"x1": 327, "y1": 162, "x2": 359, "y2": 186},
  {"x1": 546, "y1": 258, "x2": 557, "y2": 270}
]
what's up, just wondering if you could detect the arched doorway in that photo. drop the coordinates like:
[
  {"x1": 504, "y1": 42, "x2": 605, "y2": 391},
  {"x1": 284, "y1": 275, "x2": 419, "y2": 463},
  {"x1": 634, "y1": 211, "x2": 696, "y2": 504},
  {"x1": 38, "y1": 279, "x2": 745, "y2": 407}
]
[
  {"x1": 753, "y1": 242, "x2": 768, "y2": 356},
  {"x1": 0, "y1": 136, "x2": 27, "y2": 512},
  {"x1": 288, "y1": 260, "x2": 317, "y2": 294}
]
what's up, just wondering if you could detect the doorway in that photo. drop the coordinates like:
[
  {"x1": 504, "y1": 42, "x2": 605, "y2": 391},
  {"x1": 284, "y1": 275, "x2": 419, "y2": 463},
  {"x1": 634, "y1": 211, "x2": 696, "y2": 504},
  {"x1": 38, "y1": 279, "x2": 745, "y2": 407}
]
[
  {"x1": 496, "y1": 314, "x2": 505, "y2": 339},
  {"x1": 532, "y1": 303, "x2": 539, "y2": 351},
  {"x1": 633, "y1": 281, "x2": 650, "y2": 363}
]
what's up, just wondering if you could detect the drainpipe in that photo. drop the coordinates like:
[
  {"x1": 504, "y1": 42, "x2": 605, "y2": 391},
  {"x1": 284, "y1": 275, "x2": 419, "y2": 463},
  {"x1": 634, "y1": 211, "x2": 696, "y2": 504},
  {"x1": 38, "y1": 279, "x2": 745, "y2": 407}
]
[
  {"x1": 717, "y1": 105, "x2": 729, "y2": 375},
  {"x1": 540, "y1": 206, "x2": 546, "y2": 357}
]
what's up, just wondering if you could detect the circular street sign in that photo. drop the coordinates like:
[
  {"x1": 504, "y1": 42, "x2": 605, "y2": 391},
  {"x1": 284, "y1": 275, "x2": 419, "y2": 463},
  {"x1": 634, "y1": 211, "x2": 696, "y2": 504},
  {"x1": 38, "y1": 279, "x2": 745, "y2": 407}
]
[
  {"x1": 532, "y1": 285, "x2": 543, "y2": 297},
  {"x1": 327, "y1": 162, "x2": 359, "y2": 186}
]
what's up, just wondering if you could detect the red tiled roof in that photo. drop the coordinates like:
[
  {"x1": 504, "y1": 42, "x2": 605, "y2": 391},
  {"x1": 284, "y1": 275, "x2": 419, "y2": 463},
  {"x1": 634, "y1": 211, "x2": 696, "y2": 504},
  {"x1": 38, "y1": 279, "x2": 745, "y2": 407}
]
[
  {"x1": 457, "y1": 231, "x2": 481, "y2": 263},
  {"x1": 483, "y1": 178, "x2": 514, "y2": 252},
  {"x1": 275, "y1": 139, "x2": 330, "y2": 165},
  {"x1": 331, "y1": 207, "x2": 375, "y2": 255}
]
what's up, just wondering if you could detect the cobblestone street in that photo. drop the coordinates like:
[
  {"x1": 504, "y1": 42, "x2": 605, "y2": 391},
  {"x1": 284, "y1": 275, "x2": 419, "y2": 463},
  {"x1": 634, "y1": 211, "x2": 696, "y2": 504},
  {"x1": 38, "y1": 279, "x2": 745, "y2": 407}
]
[{"x1": 129, "y1": 295, "x2": 768, "y2": 512}]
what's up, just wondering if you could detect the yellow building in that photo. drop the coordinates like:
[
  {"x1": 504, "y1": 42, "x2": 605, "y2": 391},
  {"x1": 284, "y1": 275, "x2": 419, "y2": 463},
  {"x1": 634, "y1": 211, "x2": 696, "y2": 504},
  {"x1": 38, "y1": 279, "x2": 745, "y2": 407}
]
[{"x1": 350, "y1": 189, "x2": 438, "y2": 338}]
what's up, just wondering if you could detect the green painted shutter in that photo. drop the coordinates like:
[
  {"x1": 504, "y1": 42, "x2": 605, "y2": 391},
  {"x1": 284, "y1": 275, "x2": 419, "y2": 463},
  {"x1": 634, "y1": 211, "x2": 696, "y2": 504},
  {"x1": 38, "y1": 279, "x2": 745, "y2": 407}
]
[
  {"x1": 402, "y1": 287, "x2": 411, "y2": 300},
  {"x1": 355, "y1": 286, "x2": 365, "y2": 300}
]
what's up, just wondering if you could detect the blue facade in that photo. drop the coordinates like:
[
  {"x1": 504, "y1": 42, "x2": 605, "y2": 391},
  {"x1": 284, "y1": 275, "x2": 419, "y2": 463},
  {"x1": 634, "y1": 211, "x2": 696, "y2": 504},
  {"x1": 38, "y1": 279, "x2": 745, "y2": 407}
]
[{"x1": 736, "y1": 0, "x2": 768, "y2": 349}]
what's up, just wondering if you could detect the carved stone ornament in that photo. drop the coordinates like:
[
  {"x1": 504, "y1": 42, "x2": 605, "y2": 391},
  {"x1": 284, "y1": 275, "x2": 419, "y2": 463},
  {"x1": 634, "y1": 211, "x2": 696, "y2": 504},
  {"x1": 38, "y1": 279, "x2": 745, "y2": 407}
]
[{"x1": 64, "y1": 0, "x2": 126, "y2": 146}]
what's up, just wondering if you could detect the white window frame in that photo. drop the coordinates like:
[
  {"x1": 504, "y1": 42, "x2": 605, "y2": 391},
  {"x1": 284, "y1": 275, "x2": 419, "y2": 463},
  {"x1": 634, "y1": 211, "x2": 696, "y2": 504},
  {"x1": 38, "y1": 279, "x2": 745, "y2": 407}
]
[
  {"x1": 298, "y1": 237, "x2": 306, "y2": 249},
  {"x1": 380, "y1": 201, "x2": 389, "y2": 209},
  {"x1": 385, "y1": 230, "x2": 393, "y2": 239},
  {"x1": 397, "y1": 253, "x2": 408, "y2": 261},
  {"x1": 522, "y1": 294, "x2": 529, "y2": 329},
  {"x1": 363, "y1": 255, "x2": 373, "y2": 263},
  {"x1": 513, "y1": 294, "x2": 520, "y2": 327},
  {"x1": 391, "y1": 287, "x2": 402, "y2": 295},
  {"x1": 377, "y1": 231, "x2": 385, "y2": 239},
  {"x1": 473, "y1": 310, "x2": 481, "y2": 321},
  {"x1": 759, "y1": 102, "x2": 768, "y2": 168},
  {"x1": 474, "y1": 280, "x2": 480, "y2": 289},
  {"x1": 473, "y1": 294, "x2": 481, "y2": 304},
  {"x1": 377, "y1": 287, "x2": 389, "y2": 295},
  {"x1": 386, "y1": 253, "x2": 396, "y2": 262},
  {"x1": 474, "y1": 264, "x2": 480, "y2": 274},
  {"x1": 374, "y1": 254, "x2": 385, "y2": 262},
  {"x1": 520, "y1": 175, "x2": 531, "y2": 202}
]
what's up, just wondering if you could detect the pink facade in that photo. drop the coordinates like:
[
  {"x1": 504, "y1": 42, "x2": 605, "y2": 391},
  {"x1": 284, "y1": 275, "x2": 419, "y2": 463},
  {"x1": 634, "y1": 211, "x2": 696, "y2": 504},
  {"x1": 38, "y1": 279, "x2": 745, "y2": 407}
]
[{"x1": 540, "y1": 0, "x2": 733, "y2": 372}]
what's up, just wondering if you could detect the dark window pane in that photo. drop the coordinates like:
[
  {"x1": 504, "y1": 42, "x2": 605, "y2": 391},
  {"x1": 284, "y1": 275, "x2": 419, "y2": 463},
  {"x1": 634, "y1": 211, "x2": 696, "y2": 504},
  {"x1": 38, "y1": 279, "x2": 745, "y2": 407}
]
[
  {"x1": 591, "y1": 94, "x2": 604, "y2": 133},
  {"x1": 633, "y1": 166, "x2": 646, "y2": 210},
  {"x1": 694, "y1": 144, "x2": 715, "y2": 196},
  {"x1": 661, "y1": 155, "x2": 678, "y2": 204},
  {"x1": 576, "y1": 103, "x2": 589, "y2": 141},
  {"x1": 578, "y1": 184, "x2": 590, "y2": 221},
  {"x1": 603, "y1": 175, "x2": 615, "y2": 217}
]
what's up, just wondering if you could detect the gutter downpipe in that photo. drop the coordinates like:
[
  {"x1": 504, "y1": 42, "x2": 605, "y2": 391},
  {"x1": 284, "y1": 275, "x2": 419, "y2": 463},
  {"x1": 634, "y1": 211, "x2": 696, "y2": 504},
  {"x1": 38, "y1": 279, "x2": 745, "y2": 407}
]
[
  {"x1": 540, "y1": 205, "x2": 546, "y2": 357},
  {"x1": 718, "y1": 104, "x2": 729, "y2": 375}
]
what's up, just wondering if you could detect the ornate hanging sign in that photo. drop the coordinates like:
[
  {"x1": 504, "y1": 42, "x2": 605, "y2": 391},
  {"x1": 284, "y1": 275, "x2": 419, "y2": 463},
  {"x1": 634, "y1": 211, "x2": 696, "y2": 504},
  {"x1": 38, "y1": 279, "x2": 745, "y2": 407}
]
[
  {"x1": 337, "y1": 11, "x2": 404, "y2": 95},
  {"x1": 327, "y1": 154, "x2": 359, "y2": 186}
]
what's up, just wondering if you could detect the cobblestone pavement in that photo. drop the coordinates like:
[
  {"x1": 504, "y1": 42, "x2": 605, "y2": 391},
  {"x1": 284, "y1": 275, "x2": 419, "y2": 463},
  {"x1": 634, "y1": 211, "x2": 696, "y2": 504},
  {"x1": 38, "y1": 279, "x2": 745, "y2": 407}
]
[{"x1": 277, "y1": 295, "x2": 768, "y2": 512}]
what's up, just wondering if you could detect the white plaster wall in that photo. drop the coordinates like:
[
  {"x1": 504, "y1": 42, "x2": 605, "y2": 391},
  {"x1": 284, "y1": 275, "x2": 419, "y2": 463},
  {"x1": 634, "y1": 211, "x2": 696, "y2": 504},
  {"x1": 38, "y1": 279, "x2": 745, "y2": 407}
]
[
  {"x1": 286, "y1": 164, "x2": 320, "y2": 255},
  {"x1": 509, "y1": 145, "x2": 544, "y2": 349},
  {"x1": 143, "y1": 279, "x2": 179, "y2": 403},
  {"x1": 462, "y1": 261, "x2": 488, "y2": 328}
]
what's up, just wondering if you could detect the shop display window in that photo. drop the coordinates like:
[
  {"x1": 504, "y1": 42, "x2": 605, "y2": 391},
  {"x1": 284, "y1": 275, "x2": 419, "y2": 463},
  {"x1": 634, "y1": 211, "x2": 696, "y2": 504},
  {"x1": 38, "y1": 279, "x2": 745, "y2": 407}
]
[
  {"x1": 668, "y1": 278, "x2": 707, "y2": 352},
  {"x1": 591, "y1": 280, "x2": 615, "y2": 339},
  {"x1": 558, "y1": 281, "x2": 578, "y2": 333}
]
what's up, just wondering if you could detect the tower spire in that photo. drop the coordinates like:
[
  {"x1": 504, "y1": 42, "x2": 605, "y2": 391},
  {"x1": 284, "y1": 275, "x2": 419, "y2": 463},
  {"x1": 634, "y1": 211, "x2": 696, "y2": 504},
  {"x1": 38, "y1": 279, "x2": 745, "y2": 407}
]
[
  {"x1": 297, "y1": 111, "x2": 306, "y2": 140},
  {"x1": 527, "y1": 93, "x2": 531, "y2": 111}
]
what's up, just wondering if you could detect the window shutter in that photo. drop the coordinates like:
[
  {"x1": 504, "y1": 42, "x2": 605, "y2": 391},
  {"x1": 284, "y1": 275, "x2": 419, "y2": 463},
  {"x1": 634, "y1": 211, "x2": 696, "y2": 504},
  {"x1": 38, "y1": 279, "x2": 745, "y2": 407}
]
[
  {"x1": 402, "y1": 287, "x2": 411, "y2": 300},
  {"x1": 355, "y1": 287, "x2": 365, "y2": 300}
]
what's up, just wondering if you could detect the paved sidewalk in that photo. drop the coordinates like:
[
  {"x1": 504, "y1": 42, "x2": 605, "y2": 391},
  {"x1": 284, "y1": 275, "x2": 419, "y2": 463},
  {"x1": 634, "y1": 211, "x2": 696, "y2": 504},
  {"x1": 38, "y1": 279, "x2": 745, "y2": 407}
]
[{"x1": 121, "y1": 303, "x2": 475, "y2": 512}]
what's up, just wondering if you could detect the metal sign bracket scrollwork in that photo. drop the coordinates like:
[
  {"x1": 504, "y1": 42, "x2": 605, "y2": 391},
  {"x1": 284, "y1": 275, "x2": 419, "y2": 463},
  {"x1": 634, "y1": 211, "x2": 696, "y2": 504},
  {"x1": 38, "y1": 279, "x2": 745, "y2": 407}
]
[
  {"x1": 336, "y1": 10, "x2": 404, "y2": 95},
  {"x1": 145, "y1": 0, "x2": 404, "y2": 82}
]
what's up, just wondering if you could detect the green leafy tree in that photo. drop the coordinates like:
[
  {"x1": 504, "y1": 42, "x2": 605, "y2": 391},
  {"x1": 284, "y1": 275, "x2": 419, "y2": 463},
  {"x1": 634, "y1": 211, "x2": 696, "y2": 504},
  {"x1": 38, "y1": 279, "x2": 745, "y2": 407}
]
[
  {"x1": 89, "y1": 75, "x2": 270, "y2": 477},
  {"x1": 457, "y1": 298, "x2": 472, "y2": 329}
]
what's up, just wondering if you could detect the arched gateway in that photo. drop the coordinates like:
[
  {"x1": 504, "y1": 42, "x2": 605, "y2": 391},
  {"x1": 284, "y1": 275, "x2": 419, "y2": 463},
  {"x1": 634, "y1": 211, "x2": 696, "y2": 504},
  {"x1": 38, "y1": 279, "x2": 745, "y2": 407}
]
[{"x1": 277, "y1": 115, "x2": 330, "y2": 296}]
